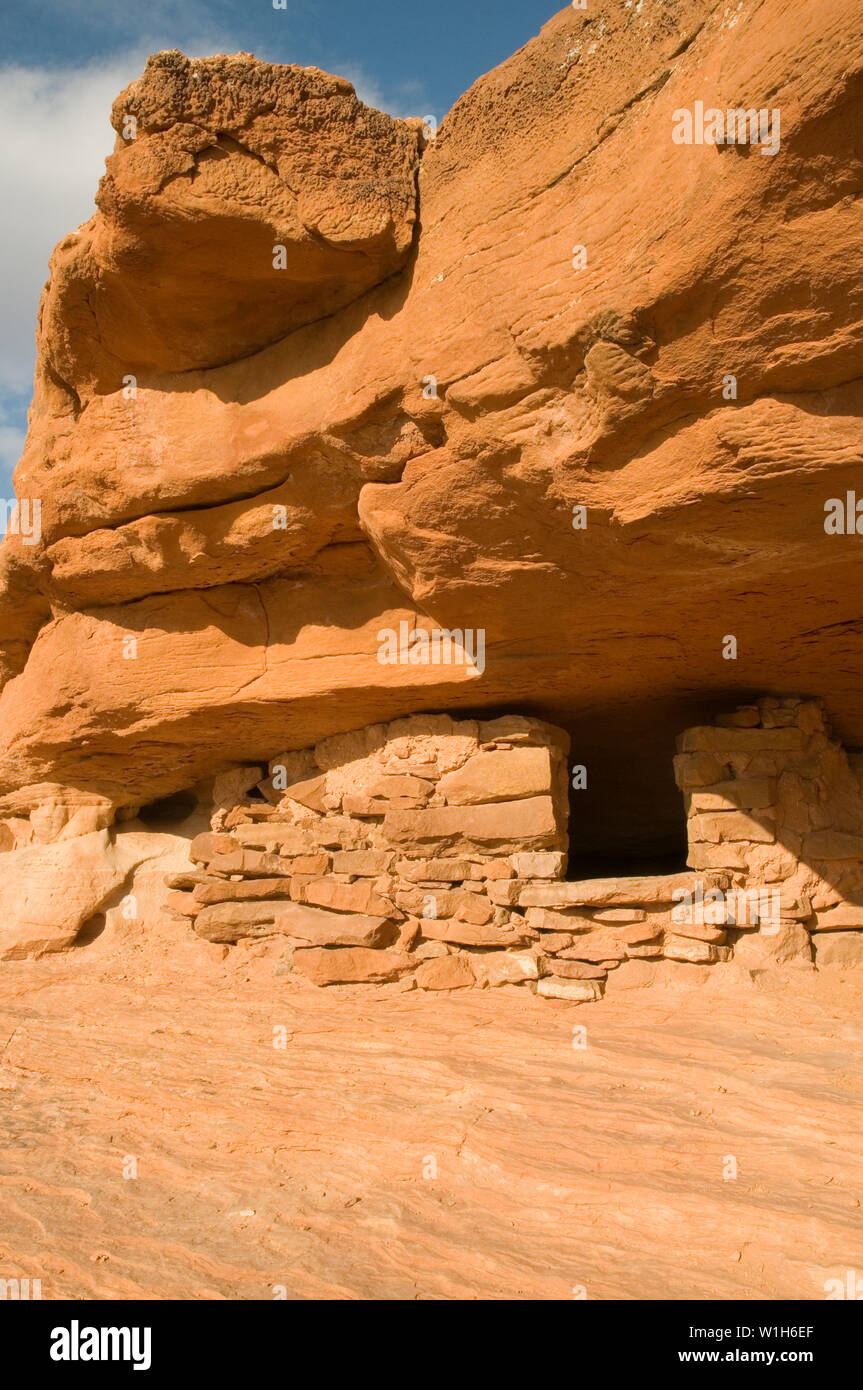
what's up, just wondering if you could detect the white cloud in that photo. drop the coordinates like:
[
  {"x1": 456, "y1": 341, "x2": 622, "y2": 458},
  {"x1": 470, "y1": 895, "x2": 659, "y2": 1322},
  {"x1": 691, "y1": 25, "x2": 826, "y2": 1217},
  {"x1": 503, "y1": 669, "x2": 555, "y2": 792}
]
[
  {"x1": 0, "y1": 58, "x2": 141, "y2": 401},
  {"x1": 0, "y1": 39, "x2": 243, "y2": 488},
  {"x1": 0, "y1": 409, "x2": 26, "y2": 493},
  {"x1": 338, "y1": 63, "x2": 431, "y2": 121}
]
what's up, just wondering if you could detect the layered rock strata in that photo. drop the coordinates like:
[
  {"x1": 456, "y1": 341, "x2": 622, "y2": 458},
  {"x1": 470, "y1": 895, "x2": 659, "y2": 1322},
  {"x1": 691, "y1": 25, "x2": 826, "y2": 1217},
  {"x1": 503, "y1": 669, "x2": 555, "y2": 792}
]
[{"x1": 1, "y1": 3, "x2": 862, "y2": 860}]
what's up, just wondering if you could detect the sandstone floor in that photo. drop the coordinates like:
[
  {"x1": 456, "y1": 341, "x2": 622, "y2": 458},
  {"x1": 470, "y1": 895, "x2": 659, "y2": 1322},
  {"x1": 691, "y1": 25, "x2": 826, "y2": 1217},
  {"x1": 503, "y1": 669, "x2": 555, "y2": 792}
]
[{"x1": 1, "y1": 935, "x2": 862, "y2": 1301}]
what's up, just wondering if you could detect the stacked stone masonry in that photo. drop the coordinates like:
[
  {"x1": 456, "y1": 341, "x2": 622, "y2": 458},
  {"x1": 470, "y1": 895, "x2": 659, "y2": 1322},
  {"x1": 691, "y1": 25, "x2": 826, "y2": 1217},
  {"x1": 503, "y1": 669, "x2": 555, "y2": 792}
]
[
  {"x1": 169, "y1": 714, "x2": 579, "y2": 993},
  {"x1": 164, "y1": 695, "x2": 863, "y2": 1000},
  {"x1": 675, "y1": 696, "x2": 863, "y2": 972}
]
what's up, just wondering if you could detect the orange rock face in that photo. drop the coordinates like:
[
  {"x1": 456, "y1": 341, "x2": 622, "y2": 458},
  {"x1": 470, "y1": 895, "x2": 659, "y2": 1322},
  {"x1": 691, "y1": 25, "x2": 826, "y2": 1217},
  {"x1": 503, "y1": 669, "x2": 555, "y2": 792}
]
[
  {"x1": 41, "y1": 52, "x2": 423, "y2": 389},
  {"x1": 2, "y1": 1, "x2": 863, "y2": 867}
]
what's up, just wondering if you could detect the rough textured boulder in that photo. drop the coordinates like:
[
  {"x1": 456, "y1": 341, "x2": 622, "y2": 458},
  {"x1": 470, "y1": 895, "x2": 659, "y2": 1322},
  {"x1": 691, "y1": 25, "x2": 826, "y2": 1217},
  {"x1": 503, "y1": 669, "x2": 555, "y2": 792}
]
[
  {"x1": 39, "y1": 52, "x2": 422, "y2": 388},
  {"x1": 1, "y1": 1, "x2": 863, "y2": 868}
]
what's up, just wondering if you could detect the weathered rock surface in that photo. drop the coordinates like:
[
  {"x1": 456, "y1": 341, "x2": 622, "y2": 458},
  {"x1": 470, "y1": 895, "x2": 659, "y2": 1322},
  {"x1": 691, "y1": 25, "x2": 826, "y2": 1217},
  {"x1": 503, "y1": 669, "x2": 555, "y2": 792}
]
[
  {"x1": 292, "y1": 946, "x2": 410, "y2": 986},
  {"x1": 3, "y1": 945, "x2": 863, "y2": 1299},
  {"x1": 2, "y1": 2, "x2": 862, "y2": 860},
  {"x1": 812, "y1": 931, "x2": 863, "y2": 968},
  {"x1": 517, "y1": 872, "x2": 722, "y2": 909},
  {"x1": 732, "y1": 923, "x2": 813, "y2": 970},
  {"x1": 39, "y1": 52, "x2": 422, "y2": 389},
  {"x1": 2, "y1": 4, "x2": 863, "y2": 1311},
  {"x1": 0, "y1": 828, "x2": 194, "y2": 959},
  {"x1": 537, "y1": 977, "x2": 604, "y2": 1002},
  {"x1": 194, "y1": 899, "x2": 392, "y2": 947},
  {"x1": 383, "y1": 798, "x2": 562, "y2": 855}
]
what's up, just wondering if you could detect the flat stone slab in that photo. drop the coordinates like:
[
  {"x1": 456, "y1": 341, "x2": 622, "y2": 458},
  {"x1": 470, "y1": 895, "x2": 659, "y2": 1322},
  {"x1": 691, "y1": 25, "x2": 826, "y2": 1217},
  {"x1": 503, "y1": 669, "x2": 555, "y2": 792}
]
[
  {"x1": 194, "y1": 899, "x2": 391, "y2": 946},
  {"x1": 516, "y1": 871, "x2": 730, "y2": 909}
]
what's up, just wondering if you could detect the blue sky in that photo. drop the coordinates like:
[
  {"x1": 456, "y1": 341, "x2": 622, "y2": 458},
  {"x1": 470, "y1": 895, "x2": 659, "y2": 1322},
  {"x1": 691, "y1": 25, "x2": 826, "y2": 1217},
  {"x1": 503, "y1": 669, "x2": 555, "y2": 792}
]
[{"x1": 0, "y1": 0, "x2": 559, "y2": 493}]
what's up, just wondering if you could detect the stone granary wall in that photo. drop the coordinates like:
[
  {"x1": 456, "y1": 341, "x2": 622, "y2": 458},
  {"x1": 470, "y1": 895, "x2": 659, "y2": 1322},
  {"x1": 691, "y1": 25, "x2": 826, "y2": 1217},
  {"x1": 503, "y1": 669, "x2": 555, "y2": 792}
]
[
  {"x1": 1, "y1": 695, "x2": 863, "y2": 985},
  {"x1": 163, "y1": 696, "x2": 863, "y2": 1000},
  {"x1": 675, "y1": 696, "x2": 863, "y2": 972},
  {"x1": 169, "y1": 715, "x2": 578, "y2": 994}
]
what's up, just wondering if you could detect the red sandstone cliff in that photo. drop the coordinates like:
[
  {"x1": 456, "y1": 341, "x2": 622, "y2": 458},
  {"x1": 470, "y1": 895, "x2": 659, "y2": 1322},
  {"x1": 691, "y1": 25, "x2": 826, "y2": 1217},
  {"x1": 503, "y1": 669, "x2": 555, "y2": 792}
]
[{"x1": 1, "y1": 0, "x2": 862, "y2": 862}]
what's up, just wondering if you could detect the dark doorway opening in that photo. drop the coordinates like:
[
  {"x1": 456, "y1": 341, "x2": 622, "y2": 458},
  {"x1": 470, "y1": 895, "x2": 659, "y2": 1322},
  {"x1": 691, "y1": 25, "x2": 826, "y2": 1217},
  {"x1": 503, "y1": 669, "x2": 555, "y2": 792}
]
[
  {"x1": 137, "y1": 789, "x2": 198, "y2": 825},
  {"x1": 562, "y1": 703, "x2": 692, "y2": 881}
]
